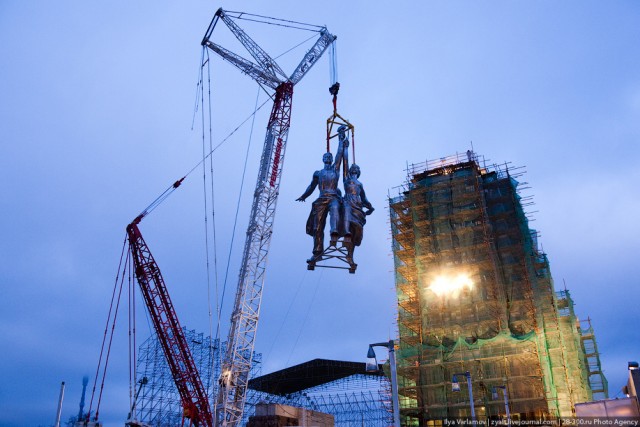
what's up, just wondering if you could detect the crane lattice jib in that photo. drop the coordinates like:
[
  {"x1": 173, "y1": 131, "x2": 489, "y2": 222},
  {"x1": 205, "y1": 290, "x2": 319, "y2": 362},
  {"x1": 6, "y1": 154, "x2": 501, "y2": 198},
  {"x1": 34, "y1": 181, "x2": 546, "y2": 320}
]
[
  {"x1": 202, "y1": 9, "x2": 335, "y2": 427},
  {"x1": 214, "y1": 9, "x2": 288, "y2": 83},
  {"x1": 215, "y1": 81, "x2": 293, "y2": 427},
  {"x1": 127, "y1": 222, "x2": 214, "y2": 427}
]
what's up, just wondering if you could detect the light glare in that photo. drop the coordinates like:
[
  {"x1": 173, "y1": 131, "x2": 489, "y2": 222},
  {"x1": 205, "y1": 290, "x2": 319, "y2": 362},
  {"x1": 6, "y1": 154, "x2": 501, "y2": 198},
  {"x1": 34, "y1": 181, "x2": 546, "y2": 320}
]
[{"x1": 429, "y1": 274, "x2": 473, "y2": 297}]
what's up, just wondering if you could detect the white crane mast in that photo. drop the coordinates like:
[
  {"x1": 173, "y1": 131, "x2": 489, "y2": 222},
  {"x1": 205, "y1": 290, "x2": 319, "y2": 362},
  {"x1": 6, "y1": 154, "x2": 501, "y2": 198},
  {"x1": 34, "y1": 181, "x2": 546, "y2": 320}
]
[{"x1": 201, "y1": 9, "x2": 336, "y2": 426}]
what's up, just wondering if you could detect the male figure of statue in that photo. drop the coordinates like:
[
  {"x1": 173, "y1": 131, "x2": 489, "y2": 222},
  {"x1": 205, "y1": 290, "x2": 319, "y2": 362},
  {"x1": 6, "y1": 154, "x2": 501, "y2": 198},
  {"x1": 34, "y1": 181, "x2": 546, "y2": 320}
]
[{"x1": 296, "y1": 127, "x2": 347, "y2": 262}]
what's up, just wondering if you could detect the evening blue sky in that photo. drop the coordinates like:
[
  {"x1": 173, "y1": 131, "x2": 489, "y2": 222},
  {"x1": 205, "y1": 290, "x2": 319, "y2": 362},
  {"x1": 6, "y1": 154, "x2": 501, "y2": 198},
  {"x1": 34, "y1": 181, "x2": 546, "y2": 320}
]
[{"x1": 1, "y1": 2, "x2": 639, "y2": 426}]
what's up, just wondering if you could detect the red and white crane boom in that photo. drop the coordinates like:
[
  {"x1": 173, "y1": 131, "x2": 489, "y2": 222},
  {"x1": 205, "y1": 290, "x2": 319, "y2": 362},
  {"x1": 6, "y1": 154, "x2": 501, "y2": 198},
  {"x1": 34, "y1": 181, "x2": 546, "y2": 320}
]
[{"x1": 202, "y1": 8, "x2": 335, "y2": 426}]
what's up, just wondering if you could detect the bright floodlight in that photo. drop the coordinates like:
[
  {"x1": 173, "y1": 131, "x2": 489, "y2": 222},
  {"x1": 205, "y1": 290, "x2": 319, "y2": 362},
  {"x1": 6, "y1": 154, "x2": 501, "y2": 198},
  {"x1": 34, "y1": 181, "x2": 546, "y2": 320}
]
[{"x1": 429, "y1": 274, "x2": 473, "y2": 297}]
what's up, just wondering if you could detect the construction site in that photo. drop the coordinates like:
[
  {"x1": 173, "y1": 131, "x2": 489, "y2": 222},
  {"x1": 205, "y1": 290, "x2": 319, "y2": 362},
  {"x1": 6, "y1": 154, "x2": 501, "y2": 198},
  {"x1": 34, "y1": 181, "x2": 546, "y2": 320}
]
[
  {"x1": 55, "y1": 8, "x2": 615, "y2": 427},
  {"x1": 389, "y1": 152, "x2": 608, "y2": 424},
  {"x1": 100, "y1": 150, "x2": 614, "y2": 427},
  {"x1": 6, "y1": 2, "x2": 640, "y2": 427},
  {"x1": 132, "y1": 329, "x2": 393, "y2": 426},
  {"x1": 68, "y1": 8, "x2": 396, "y2": 427}
]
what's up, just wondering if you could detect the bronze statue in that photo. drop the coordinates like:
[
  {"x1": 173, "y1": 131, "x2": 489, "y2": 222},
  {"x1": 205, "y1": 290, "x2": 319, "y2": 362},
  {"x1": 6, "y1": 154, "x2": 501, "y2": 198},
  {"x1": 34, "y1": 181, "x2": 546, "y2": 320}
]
[
  {"x1": 340, "y1": 136, "x2": 374, "y2": 264},
  {"x1": 296, "y1": 131, "x2": 345, "y2": 262}
]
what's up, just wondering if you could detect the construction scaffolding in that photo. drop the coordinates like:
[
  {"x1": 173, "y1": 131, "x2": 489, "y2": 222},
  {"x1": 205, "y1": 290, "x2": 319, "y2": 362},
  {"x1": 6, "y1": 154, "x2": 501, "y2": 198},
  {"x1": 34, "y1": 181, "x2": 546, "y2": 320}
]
[
  {"x1": 135, "y1": 332, "x2": 392, "y2": 426},
  {"x1": 389, "y1": 151, "x2": 606, "y2": 425},
  {"x1": 578, "y1": 316, "x2": 609, "y2": 400},
  {"x1": 134, "y1": 328, "x2": 260, "y2": 426}
]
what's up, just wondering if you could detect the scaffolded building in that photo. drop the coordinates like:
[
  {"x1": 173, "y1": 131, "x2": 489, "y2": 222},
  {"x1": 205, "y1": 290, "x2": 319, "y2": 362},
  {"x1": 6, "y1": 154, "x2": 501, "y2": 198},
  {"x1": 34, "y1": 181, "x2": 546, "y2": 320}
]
[
  {"x1": 134, "y1": 330, "x2": 392, "y2": 426},
  {"x1": 388, "y1": 152, "x2": 607, "y2": 424}
]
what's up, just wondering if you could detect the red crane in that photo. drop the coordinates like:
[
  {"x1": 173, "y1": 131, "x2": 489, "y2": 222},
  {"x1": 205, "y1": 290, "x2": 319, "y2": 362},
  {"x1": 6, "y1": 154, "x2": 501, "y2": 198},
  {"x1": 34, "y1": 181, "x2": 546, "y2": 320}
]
[{"x1": 127, "y1": 214, "x2": 214, "y2": 427}]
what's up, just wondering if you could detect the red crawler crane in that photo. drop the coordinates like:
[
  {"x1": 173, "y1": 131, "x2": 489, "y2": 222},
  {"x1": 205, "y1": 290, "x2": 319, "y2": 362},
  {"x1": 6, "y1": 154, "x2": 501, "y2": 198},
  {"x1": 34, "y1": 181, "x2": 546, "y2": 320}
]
[{"x1": 127, "y1": 215, "x2": 214, "y2": 427}]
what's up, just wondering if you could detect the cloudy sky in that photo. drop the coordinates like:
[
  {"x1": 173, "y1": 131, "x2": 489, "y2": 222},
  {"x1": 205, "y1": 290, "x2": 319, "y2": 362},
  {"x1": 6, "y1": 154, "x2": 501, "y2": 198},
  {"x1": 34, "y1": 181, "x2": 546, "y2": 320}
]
[{"x1": 1, "y1": 1, "x2": 639, "y2": 425}]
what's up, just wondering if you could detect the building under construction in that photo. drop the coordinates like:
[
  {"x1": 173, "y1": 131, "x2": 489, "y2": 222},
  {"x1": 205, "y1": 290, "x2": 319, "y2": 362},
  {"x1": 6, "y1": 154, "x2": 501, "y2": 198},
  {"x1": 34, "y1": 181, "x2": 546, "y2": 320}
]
[{"x1": 388, "y1": 151, "x2": 607, "y2": 424}]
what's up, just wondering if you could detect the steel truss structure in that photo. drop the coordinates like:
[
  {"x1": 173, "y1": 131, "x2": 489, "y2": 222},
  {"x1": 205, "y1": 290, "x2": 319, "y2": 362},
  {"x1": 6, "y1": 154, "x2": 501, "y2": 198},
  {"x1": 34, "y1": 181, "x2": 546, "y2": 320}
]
[
  {"x1": 128, "y1": 222, "x2": 213, "y2": 426},
  {"x1": 136, "y1": 333, "x2": 393, "y2": 427},
  {"x1": 247, "y1": 379, "x2": 393, "y2": 426},
  {"x1": 135, "y1": 329, "x2": 262, "y2": 426},
  {"x1": 246, "y1": 358, "x2": 393, "y2": 426}
]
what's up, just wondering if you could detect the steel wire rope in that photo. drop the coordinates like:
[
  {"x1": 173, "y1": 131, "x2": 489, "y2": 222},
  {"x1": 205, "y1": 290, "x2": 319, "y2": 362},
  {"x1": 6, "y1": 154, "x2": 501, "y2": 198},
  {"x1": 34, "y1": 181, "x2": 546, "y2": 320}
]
[
  {"x1": 87, "y1": 235, "x2": 128, "y2": 422},
  {"x1": 216, "y1": 85, "x2": 262, "y2": 346},
  {"x1": 129, "y1": 252, "x2": 138, "y2": 419},
  {"x1": 263, "y1": 270, "x2": 308, "y2": 363},
  {"x1": 196, "y1": 47, "x2": 267, "y2": 418},
  {"x1": 224, "y1": 10, "x2": 325, "y2": 32},
  {"x1": 132, "y1": 95, "x2": 271, "y2": 224},
  {"x1": 274, "y1": 33, "x2": 318, "y2": 60},
  {"x1": 94, "y1": 239, "x2": 129, "y2": 421},
  {"x1": 135, "y1": 30, "x2": 318, "y2": 222},
  {"x1": 199, "y1": 45, "x2": 218, "y2": 400},
  {"x1": 127, "y1": 251, "x2": 133, "y2": 414},
  {"x1": 210, "y1": 30, "x2": 316, "y2": 380},
  {"x1": 191, "y1": 48, "x2": 207, "y2": 131},
  {"x1": 285, "y1": 269, "x2": 324, "y2": 368}
]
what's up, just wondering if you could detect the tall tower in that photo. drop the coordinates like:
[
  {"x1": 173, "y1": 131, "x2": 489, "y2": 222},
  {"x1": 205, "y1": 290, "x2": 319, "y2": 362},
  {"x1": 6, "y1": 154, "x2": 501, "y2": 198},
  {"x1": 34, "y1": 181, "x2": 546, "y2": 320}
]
[{"x1": 389, "y1": 151, "x2": 606, "y2": 424}]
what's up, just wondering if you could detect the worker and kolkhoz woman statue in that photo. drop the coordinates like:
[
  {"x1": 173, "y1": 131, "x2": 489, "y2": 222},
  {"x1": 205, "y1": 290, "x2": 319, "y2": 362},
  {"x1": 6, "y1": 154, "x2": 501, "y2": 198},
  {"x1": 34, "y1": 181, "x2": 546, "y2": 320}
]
[{"x1": 296, "y1": 125, "x2": 374, "y2": 273}]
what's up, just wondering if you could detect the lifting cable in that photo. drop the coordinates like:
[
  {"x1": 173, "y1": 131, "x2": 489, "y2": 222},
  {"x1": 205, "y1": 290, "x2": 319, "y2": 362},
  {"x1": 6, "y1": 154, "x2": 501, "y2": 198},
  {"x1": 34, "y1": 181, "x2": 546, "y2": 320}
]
[
  {"x1": 134, "y1": 29, "x2": 321, "y2": 223},
  {"x1": 217, "y1": 85, "x2": 262, "y2": 342},
  {"x1": 127, "y1": 251, "x2": 136, "y2": 417},
  {"x1": 285, "y1": 269, "x2": 324, "y2": 368},
  {"x1": 264, "y1": 270, "x2": 308, "y2": 362},
  {"x1": 214, "y1": 32, "x2": 318, "y2": 342},
  {"x1": 200, "y1": 46, "x2": 218, "y2": 375},
  {"x1": 325, "y1": 41, "x2": 355, "y2": 165},
  {"x1": 87, "y1": 235, "x2": 129, "y2": 423},
  {"x1": 131, "y1": 84, "x2": 270, "y2": 225},
  {"x1": 127, "y1": 250, "x2": 133, "y2": 413},
  {"x1": 224, "y1": 10, "x2": 325, "y2": 33},
  {"x1": 195, "y1": 44, "x2": 264, "y2": 400}
]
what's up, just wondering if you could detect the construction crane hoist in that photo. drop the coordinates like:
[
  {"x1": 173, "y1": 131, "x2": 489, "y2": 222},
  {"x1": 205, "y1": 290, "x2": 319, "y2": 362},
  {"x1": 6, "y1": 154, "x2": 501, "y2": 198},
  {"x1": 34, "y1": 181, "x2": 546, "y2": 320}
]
[{"x1": 123, "y1": 8, "x2": 336, "y2": 427}]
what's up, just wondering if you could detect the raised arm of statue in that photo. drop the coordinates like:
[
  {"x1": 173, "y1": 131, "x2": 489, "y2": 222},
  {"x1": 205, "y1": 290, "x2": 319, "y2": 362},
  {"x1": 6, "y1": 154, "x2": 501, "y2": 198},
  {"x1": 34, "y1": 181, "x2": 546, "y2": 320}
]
[
  {"x1": 333, "y1": 136, "x2": 344, "y2": 174},
  {"x1": 342, "y1": 137, "x2": 350, "y2": 180},
  {"x1": 335, "y1": 125, "x2": 349, "y2": 178},
  {"x1": 296, "y1": 171, "x2": 319, "y2": 202}
]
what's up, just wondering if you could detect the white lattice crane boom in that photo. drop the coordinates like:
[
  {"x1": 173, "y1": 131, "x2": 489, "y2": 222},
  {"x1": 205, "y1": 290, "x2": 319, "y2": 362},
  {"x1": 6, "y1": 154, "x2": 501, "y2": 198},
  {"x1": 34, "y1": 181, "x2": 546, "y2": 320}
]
[{"x1": 201, "y1": 8, "x2": 336, "y2": 426}]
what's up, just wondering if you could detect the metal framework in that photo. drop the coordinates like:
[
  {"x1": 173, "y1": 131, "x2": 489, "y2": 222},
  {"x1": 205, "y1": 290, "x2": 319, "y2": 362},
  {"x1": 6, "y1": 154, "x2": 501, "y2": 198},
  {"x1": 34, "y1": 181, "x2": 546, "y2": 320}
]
[
  {"x1": 388, "y1": 152, "x2": 607, "y2": 424},
  {"x1": 127, "y1": 222, "x2": 214, "y2": 426},
  {"x1": 241, "y1": 358, "x2": 394, "y2": 426},
  {"x1": 201, "y1": 9, "x2": 336, "y2": 426},
  {"x1": 135, "y1": 329, "x2": 263, "y2": 426},
  {"x1": 135, "y1": 332, "x2": 393, "y2": 427}
]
